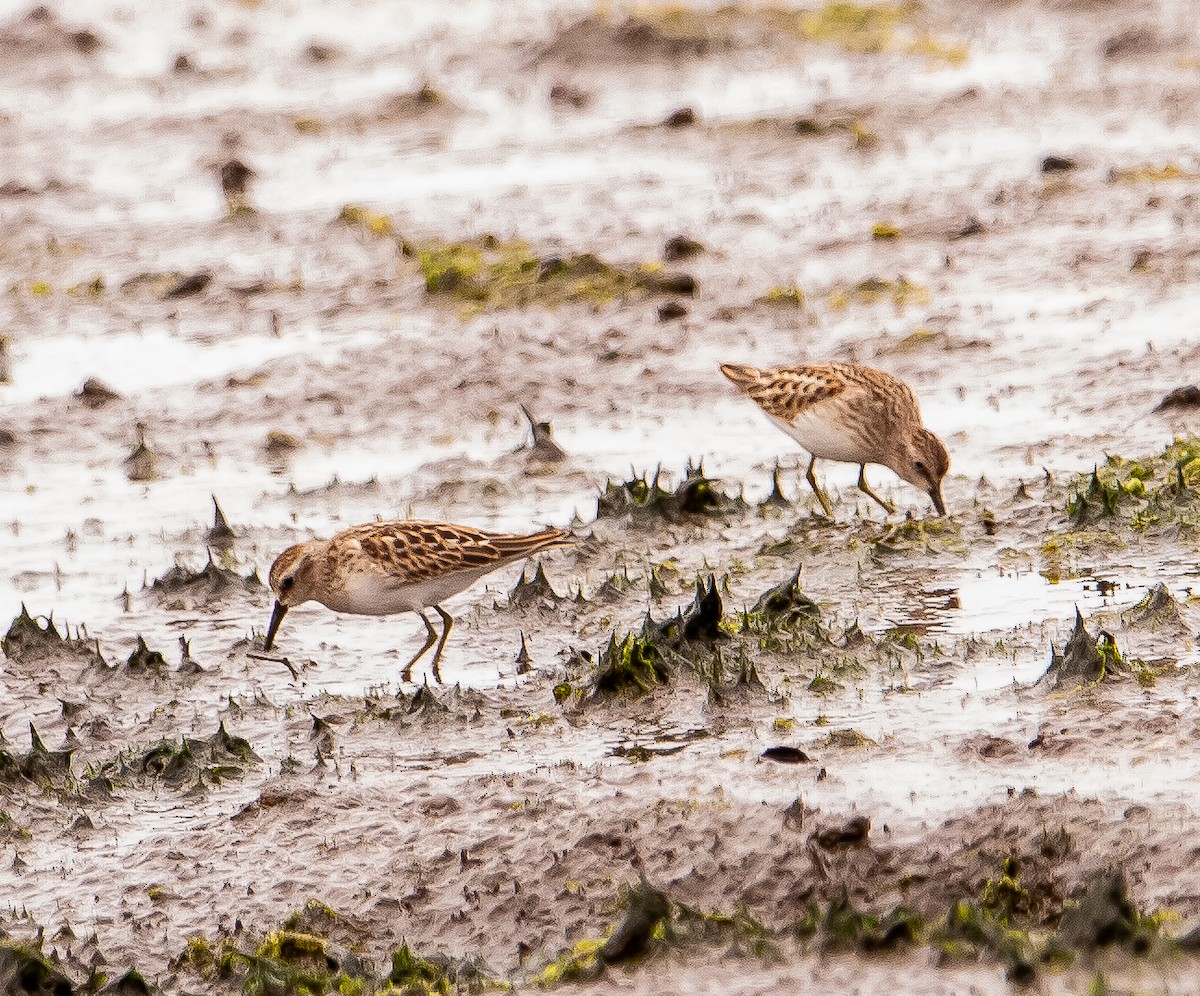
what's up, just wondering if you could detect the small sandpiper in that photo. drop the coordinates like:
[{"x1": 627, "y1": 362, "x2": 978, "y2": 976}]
[
  {"x1": 719, "y1": 361, "x2": 949, "y2": 516},
  {"x1": 263, "y1": 519, "x2": 573, "y2": 678}
]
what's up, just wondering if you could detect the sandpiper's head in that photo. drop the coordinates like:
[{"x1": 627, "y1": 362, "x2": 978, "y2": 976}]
[
  {"x1": 263, "y1": 542, "x2": 320, "y2": 651},
  {"x1": 891, "y1": 427, "x2": 950, "y2": 515}
]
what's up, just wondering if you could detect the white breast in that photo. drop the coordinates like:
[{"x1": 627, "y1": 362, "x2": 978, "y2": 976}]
[
  {"x1": 770, "y1": 411, "x2": 868, "y2": 464},
  {"x1": 335, "y1": 566, "x2": 499, "y2": 616}
]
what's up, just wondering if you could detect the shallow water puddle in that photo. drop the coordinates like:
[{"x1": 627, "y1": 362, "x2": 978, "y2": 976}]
[{"x1": 882, "y1": 564, "x2": 1200, "y2": 637}]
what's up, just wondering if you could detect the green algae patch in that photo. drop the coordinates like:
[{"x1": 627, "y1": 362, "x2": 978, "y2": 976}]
[
  {"x1": 1043, "y1": 609, "x2": 1129, "y2": 688},
  {"x1": 338, "y1": 204, "x2": 394, "y2": 239},
  {"x1": 870, "y1": 221, "x2": 901, "y2": 239},
  {"x1": 592, "y1": 631, "x2": 670, "y2": 697},
  {"x1": 1109, "y1": 163, "x2": 1200, "y2": 184},
  {"x1": 828, "y1": 275, "x2": 930, "y2": 312},
  {"x1": 409, "y1": 236, "x2": 690, "y2": 312},
  {"x1": 672, "y1": 904, "x2": 775, "y2": 957},
  {"x1": 820, "y1": 727, "x2": 876, "y2": 749},
  {"x1": 238, "y1": 931, "x2": 368, "y2": 996},
  {"x1": 528, "y1": 938, "x2": 605, "y2": 988},
  {"x1": 1039, "y1": 530, "x2": 1124, "y2": 582},
  {"x1": 1063, "y1": 439, "x2": 1200, "y2": 534},
  {"x1": 799, "y1": 1, "x2": 915, "y2": 53},
  {"x1": 756, "y1": 285, "x2": 805, "y2": 308},
  {"x1": 384, "y1": 943, "x2": 450, "y2": 994},
  {"x1": 797, "y1": 896, "x2": 924, "y2": 952},
  {"x1": 595, "y1": 463, "x2": 746, "y2": 523},
  {"x1": 869, "y1": 515, "x2": 966, "y2": 556}
]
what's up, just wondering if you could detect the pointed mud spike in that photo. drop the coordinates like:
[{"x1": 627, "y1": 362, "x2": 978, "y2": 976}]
[
  {"x1": 762, "y1": 462, "x2": 792, "y2": 509},
  {"x1": 515, "y1": 631, "x2": 532, "y2": 669},
  {"x1": 208, "y1": 495, "x2": 236, "y2": 545}
]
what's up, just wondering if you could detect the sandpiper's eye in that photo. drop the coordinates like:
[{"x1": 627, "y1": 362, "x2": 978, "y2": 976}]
[{"x1": 281, "y1": 576, "x2": 295, "y2": 592}]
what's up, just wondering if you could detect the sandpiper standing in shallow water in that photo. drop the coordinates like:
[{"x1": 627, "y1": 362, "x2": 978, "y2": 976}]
[
  {"x1": 719, "y1": 361, "x2": 949, "y2": 516},
  {"x1": 263, "y1": 520, "x2": 573, "y2": 680}
]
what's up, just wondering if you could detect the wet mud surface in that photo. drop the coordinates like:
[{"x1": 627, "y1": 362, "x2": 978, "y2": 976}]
[{"x1": 4, "y1": 0, "x2": 1200, "y2": 992}]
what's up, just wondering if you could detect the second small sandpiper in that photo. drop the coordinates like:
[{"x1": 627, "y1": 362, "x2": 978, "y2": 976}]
[{"x1": 720, "y1": 361, "x2": 949, "y2": 516}]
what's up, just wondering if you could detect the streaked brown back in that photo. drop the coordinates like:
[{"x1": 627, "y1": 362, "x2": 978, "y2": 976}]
[{"x1": 346, "y1": 520, "x2": 571, "y2": 584}]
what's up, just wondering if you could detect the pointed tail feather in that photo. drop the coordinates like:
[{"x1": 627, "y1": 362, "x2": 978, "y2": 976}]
[
  {"x1": 493, "y1": 527, "x2": 574, "y2": 559},
  {"x1": 719, "y1": 363, "x2": 762, "y2": 390}
]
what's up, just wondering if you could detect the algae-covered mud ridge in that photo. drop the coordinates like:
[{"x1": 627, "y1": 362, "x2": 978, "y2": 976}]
[{"x1": 5, "y1": 0, "x2": 1200, "y2": 992}]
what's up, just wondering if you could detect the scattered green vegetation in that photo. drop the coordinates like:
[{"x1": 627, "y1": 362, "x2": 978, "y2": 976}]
[
  {"x1": 591, "y1": 630, "x2": 670, "y2": 697},
  {"x1": 595, "y1": 463, "x2": 745, "y2": 523},
  {"x1": 820, "y1": 728, "x2": 876, "y2": 748},
  {"x1": 1109, "y1": 163, "x2": 1199, "y2": 183},
  {"x1": 1064, "y1": 439, "x2": 1200, "y2": 533},
  {"x1": 385, "y1": 942, "x2": 451, "y2": 994},
  {"x1": 338, "y1": 204, "x2": 394, "y2": 238},
  {"x1": 239, "y1": 931, "x2": 370, "y2": 996},
  {"x1": 404, "y1": 235, "x2": 693, "y2": 313},
  {"x1": 797, "y1": 895, "x2": 924, "y2": 951},
  {"x1": 799, "y1": 1, "x2": 915, "y2": 53},
  {"x1": 828, "y1": 275, "x2": 930, "y2": 312},
  {"x1": 529, "y1": 938, "x2": 606, "y2": 987},
  {"x1": 756, "y1": 285, "x2": 805, "y2": 308},
  {"x1": 870, "y1": 515, "x2": 966, "y2": 555}
]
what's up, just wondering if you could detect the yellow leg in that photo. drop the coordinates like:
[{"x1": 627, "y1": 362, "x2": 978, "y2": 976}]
[
  {"x1": 429, "y1": 605, "x2": 455, "y2": 682},
  {"x1": 806, "y1": 456, "x2": 834, "y2": 517},
  {"x1": 402, "y1": 610, "x2": 439, "y2": 681},
  {"x1": 857, "y1": 465, "x2": 896, "y2": 515}
]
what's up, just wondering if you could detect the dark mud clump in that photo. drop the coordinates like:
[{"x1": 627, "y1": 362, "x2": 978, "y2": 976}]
[
  {"x1": 596, "y1": 463, "x2": 745, "y2": 523},
  {"x1": 206, "y1": 496, "x2": 237, "y2": 548},
  {"x1": 599, "y1": 879, "x2": 672, "y2": 963},
  {"x1": 1042, "y1": 608, "x2": 1126, "y2": 688},
  {"x1": 1121, "y1": 582, "x2": 1186, "y2": 630},
  {"x1": 0, "y1": 725, "x2": 74, "y2": 791},
  {"x1": 1152, "y1": 385, "x2": 1200, "y2": 412},
  {"x1": 507, "y1": 562, "x2": 563, "y2": 611},
  {"x1": 532, "y1": 15, "x2": 719, "y2": 66},
  {"x1": 0, "y1": 938, "x2": 75, "y2": 996},
  {"x1": 148, "y1": 557, "x2": 261, "y2": 608},
  {"x1": 747, "y1": 566, "x2": 821, "y2": 632},
  {"x1": 517, "y1": 405, "x2": 568, "y2": 466},
  {"x1": 125, "y1": 635, "x2": 168, "y2": 675},
  {"x1": 75, "y1": 377, "x2": 121, "y2": 409},
  {"x1": 2, "y1": 606, "x2": 105, "y2": 669},
  {"x1": 648, "y1": 575, "x2": 727, "y2": 646},
  {"x1": 97, "y1": 722, "x2": 259, "y2": 790}
]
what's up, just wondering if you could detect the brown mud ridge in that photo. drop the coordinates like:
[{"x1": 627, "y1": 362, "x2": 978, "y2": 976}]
[{"x1": 6, "y1": 0, "x2": 1200, "y2": 992}]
